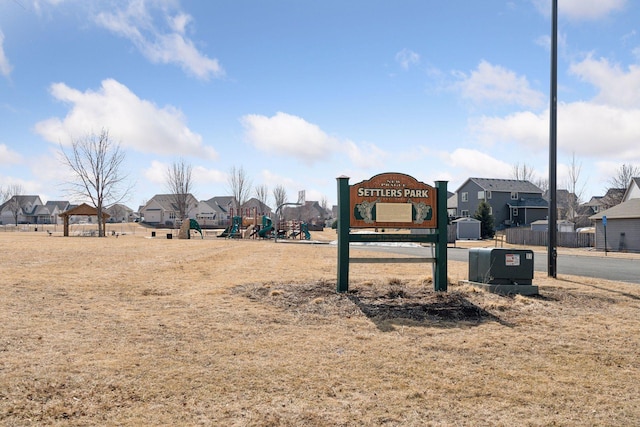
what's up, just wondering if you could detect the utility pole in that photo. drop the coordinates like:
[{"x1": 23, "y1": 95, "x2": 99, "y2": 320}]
[{"x1": 548, "y1": 0, "x2": 558, "y2": 278}]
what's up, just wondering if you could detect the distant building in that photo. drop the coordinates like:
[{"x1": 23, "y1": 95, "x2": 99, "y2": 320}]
[
  {"x1": 140, "y1": 194, "x2": 199, "y2": 227},
  {"x1": 455, "y1": 178, "x2": 547, "y2": 229}
]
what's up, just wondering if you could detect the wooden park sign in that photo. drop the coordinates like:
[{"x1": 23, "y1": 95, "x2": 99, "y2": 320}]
[{"x1": 337, "y1": 173, "x2": 448, "y2": 293}]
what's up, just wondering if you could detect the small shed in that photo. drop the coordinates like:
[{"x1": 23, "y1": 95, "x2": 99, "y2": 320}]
[
  {"x1": 453, "y1": 217, "x2": 481, "y2": 240},
  {"x1": 58, "y1": 203, "x2": 110, "y2": 236},
  {"x1": 531, "y1": 219, "x2": 574, "y2": 233}
]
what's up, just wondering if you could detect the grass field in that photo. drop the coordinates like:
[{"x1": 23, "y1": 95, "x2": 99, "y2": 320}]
[{"x1": 1, "y1": 226, "x2": 639, "y2": 426}]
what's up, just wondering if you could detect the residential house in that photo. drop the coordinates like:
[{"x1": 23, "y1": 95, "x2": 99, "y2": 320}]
[
  {"x1": 240, "y1": 198, "x2": 272, "y2": 217},
  {"x1": 447, "y1": 192, "x2": 458, "y2": 218},
  {"x1": 139, "y1": 194, "x2": 199, "y2": 227},
  {"x1": 281, "y1": 200, "x2": 330, "y2": 226},
  {"x1": 590, "y1": 198, "x2": 640, "y2": 252},
  {"x1": 579, "y1": 187, "x2": 626, "y2": 220},
  {"x1": 455, "y1": 178, "x2": 547, "y2": 229},
  {"x1": 0, "y1": 196, "x2": 75, "y2": 225},
  {"x1": 589, "y1": 177, "x2": 640, "y2": 252},
  {"x1": 196, "y1": 196, "x2": 236, "y2": 227},
  {"x1": 105, "y1": 203, "x2": 134, "y2": 223},
  {"x1": 0, "y1": 195, "x2": 44, "y2": 225},
  {"x1": 44, "y1": 201, "x2": 72, "y2": 224}
]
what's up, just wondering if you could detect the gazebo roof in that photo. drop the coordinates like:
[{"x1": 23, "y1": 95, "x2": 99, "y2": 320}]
[{"x1": 59, "y1": 203, "x2": 110, "y2": 219}]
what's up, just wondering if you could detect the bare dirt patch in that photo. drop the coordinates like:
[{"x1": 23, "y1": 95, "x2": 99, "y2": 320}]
[{"x1": 235, "y1": 280, "x2": 505, "y2": 330}]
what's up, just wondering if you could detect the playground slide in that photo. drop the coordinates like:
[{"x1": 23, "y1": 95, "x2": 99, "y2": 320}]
[
  {"x1": 258, "y1": 215, "x2": 273, "y2": 238},
  {"x1": 217, "y1": 225, "x2": 231, "y2": 238},
  {"x1": 258, "y1": 223, "x2": 273, "y2": 238},
  {"x1": 301, "y1": 222, "x2": 311, "y2": 240}
]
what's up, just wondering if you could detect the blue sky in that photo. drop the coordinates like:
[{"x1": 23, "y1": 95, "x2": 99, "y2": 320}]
[{"x1": 1, "y1": 0, "x2": 639, "y2": 209}]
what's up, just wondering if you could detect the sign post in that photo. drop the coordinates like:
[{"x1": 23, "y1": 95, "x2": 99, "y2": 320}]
[
  {"x1": 336, "y1": 173, "x2": 448, "y2": 293},
  {"x1": 602, "y1": 215, "x2": 607, "y2": 256}
]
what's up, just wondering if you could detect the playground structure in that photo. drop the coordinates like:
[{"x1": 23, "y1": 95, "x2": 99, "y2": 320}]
[
  {"x1": 275, "y1": 220, "x2": 311, "y2": 240},
  {"x1": 215, "y1": 206, "x2": 312, "y2": 240}
]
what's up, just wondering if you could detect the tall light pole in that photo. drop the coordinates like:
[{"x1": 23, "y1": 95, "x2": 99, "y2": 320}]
[{"x1": 548, "y1": 0, "x2": 558, "y2": 277}]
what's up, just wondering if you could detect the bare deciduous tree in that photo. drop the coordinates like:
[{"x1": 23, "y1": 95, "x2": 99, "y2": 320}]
[
  {"x1": 60, "y1": 129, "x2": 131, "y2": 237},
  {"x1": 166, "y1": 158, "x2": 194, "y2": 221},
  {"x1": 606, "y1": 163, "x2": 640, "y2": 207},
  {"x1": 564, "y1": 153, "x2": 585, "y2": 223},
  {"x1": 320, "y1": 195, "x2": 330, "y2": 216},
  {"x1": 254, "y1": 184, "x2": 269, "y2": 209},
  {"x1": 512, "y1": 162, "x2": 535, "y2": 181},
  {"x1": 534, "y1": 178, "x2": 549, "y2": 193},
  {"x1": 608, "y1": 163, "x2": 640, "y2": 190},
  {"x1": 272, "y1": 184, "x2": 288, "y2": 210},
  {"x1": 228, "y1": 166, "x2": 252, "y2": 214}
]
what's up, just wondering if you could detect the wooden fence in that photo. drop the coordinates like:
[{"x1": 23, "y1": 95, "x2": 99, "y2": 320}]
[{"x1": 505, "y1": 228, "x2": 594, "y2": 248}]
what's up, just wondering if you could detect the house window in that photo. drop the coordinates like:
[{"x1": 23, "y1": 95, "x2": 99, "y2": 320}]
[
  {"x1": 486, "y1": 191, "x2": 492, "y2": 199},
  {"x1": 477, "y1": 191, "x2": 485, "y2": 200},
  {"x1": 169, "y1": 212, "x2": 176, "y2": 220},
  {"x1": 461, "y1": 210, "x2": 469, "y2": 217},
  {"x1": 511, "y1": 192, "x2": 519, "y2": 200},
  {"x1": 489, "y1": 206, "x2": 493, "y2": 215},
  {"x1": 512, "y1": 208, "x2": 518, "y2": 217},
  {"x1": 461, "y1": 192, "x2": 468, "y2": 202}
]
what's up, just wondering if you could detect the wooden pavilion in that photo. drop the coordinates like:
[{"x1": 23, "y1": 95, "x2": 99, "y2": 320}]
[{"x1": 58, "y1": 203, "x2": 110, "y2": 236}]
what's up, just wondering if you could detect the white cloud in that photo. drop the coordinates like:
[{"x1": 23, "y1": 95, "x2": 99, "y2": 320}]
[
  {"x1": 0, "y1": 144, "x2": 22, "y2": 164},
  {"x1": 569, "y1": 55, "x2": 640, "y2": 108},
  {"x1": 344, "y1": 140, "x2": 387, "y2": 169},
  {"x1": 95, "y1": 1, "x2": 223, "y2": 80},
  {"x1": 142, "y1": 160, "x2": 167, "y2": 185},
  {"x1": 0, "y1": 31, "x2": 13, "y2": 78},
  {"x1": 471, "y1": 110, "x2": 548, "y2": 148},
  {"x1": 241, "y1": 112, "x2": 338, "y2": 162},
  {"x1": 472, "y1": 102, "x2": 640, "y2": 160},
  {"x1": 395, "y1": 48, "x2": 420, "y2": 70},
  {"x1": 192, "y1": 165, "x2": 227, "y2": 185},
  {"x1": 533, "y1": 0, "x2": 627, "y2": 20},
  {"x1": 34, "y1": 78, "x2": 217, "y2": 159},
  {"x1": 240, "y1": 112, "x2": 387, "y2": 170},
  {"x1": 455, "y1": 61, "x2": 545, "y2": 109},
  {"x1": 439, "y1": 148, "x2": 513, "y2": 179},
  {"x1": 258, "y1": 169, "x2": 297, "y2": 189}
]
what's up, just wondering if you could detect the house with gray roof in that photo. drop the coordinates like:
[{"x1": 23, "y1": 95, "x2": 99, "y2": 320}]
[
  {"x1": 589, "y1": 177, "x2": 640, "y2": 252},
  {"x1": 140, "y1": 194, "x2": 199, "y2": 227},
  {"x1": 455, "y1": 178, "x2": 547, "y2": 229},
  {"x1": 590, "y1": 198, "x2": 640, "y2": 252},
  {"x1": 0, "y1": 196, "x2": 73, "y2": 225},
  {"x1": 105, "y1": 203, "x2": 134, "y2": 222},
  {"x1": 0, "y1": 195, "x2": 44, "y2": 225}
]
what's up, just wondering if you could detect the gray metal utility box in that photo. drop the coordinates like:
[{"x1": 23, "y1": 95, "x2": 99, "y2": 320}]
[{"x1": 468, "y1": 248, "x2": 534, "y2": 285}]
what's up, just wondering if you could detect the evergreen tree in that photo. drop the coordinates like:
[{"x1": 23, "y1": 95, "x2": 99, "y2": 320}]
[{"x1": 474, "y1": 200, "x2": 495, "y2": 239}]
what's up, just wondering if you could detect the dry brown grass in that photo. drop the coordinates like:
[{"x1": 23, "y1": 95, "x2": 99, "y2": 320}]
[{"x1": 1, "y1": 227, "x2": 639, "y2": 426}]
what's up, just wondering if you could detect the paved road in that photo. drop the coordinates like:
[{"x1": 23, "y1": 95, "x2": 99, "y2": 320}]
[{"x1": 358, "y1": 245, "x2": 640, "y2": 284}]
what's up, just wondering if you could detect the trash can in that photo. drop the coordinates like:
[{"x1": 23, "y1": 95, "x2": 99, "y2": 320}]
[
  {"x1": 167, "y1": 233, "x2": 172, "y2": 239},
  {"x1": 151, "y1": 231, "x2": 156, "y2": 237}
]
